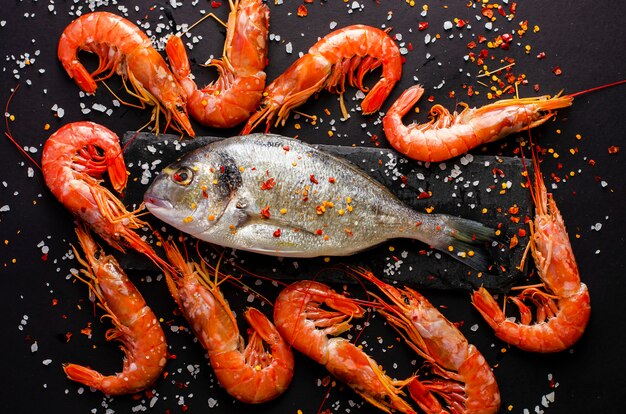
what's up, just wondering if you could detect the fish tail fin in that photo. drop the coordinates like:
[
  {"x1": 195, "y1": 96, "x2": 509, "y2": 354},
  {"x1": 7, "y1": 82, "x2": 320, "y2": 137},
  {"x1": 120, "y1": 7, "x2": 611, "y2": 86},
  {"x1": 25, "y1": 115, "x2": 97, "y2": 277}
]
[{"x1": 429, "y1": 215, "x2": 497, "y2": 272}]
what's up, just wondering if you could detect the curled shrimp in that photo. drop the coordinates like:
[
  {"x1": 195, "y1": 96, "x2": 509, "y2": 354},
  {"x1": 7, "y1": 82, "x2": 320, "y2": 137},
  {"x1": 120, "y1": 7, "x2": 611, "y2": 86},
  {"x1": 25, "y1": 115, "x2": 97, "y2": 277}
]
[
  {"x1": 58, "y1": 11, "x2": 194, "y2": 136},
  {"x1": 41, "y1": 121, "x2": 166, "y2": 268},
  {"x1": 383, "y1": 85, "x2": 573, "y2": 162},
  {"x1": 471, "y1": 150, "x2": 591, "y2": 353},
  {"x1": 166, "y1": 0, "x2": 269, "y2": 128},
  {"x1": 161, "y1": 240, "x2": 294, "y2": 404},
  {"x1": 274, "y1": 280, "x2": 416, "y2": 414},
  {"x1": 63, "y1": 225, "x2": 167, "y2": 395},
  {"x1": 354, "y1": 269, "x2": 500, "y2": 414},
  {"x1": 242, "y1": 24, "x2": 402, "y2": 133}
]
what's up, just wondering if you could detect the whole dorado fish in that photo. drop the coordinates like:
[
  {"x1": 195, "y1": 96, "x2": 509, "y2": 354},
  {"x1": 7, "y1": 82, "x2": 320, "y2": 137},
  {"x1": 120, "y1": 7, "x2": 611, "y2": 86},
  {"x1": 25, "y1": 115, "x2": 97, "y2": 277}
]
[{"x1": 144, "y1": 134, "x2": 496, "y2": 270}]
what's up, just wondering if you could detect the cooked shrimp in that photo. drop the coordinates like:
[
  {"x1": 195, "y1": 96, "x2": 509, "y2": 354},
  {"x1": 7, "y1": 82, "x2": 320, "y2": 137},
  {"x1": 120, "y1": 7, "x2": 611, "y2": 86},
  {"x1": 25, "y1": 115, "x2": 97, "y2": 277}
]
[
  {"x1": 353, "y1": 268, "x2": 500, "y2": 414},
  {"x1": 273, "y1": 280, "x2": 416, "y2": 414},
  {"x1": 58, "y1": 11, "x2": 194, "y2": 136},
  {"x1": 161, "y1": 240, "x2": 294, "y2": 404},
  {"x1": 166, "y1": 0, "x2": 269, "y2": 128},
  {"x1": 41, "y1": 121, "x2": 166, "y2": 268},
  {"x1": 242, "y1": 24, "x2": 402, "y2": 133},
  {"x1": 383, "y1": 85, "x2": 573, "y2": 162},
  {"x1": 472, "y1": 150, "x2": 591, "y2": 353},
  {"x1": 63, "y1": 225, "x2": 167, "y2": 395}
]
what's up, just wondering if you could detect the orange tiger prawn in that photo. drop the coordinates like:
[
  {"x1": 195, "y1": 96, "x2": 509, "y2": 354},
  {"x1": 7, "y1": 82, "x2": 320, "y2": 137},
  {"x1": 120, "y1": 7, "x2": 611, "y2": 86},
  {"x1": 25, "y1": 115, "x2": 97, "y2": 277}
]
[
  {"x1": 242, "y1": 24, "x2": 402, "y2": 133},
  {"x1": 353, "y1": 268, "x2": 500, "y2": 414},
  {"x1": 274, "y1": 280, "x2": 416, "y2": 414},
  {"x1": 161, "y1": 239, "x2": 294, "y2": 404},
  {"x1": 63, "y1": 225, "x2": 168, "y2": 395},
  {"x1": 58, "y1": 11, "x2": 194, "y2": 136},
  {"x1": 41, "y1": 121, "x2": 168, "y2": 269},
  {"x1": 166, "y1": 0, "x2": 270, "y2": 128},
  {"x1": 383, "y1": 80, "x2": 626, "y2": 163},
  {"x1": 471, "y1": 147, "x2": 591, "y2": 352}
]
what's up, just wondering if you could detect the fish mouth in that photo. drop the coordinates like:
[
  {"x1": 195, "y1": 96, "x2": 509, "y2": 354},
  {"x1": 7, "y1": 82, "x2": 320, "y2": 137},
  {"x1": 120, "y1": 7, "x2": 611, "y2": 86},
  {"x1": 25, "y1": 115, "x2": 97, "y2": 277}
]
[{"x1": 144, "y1": 192, "x2": 174, "y2": 211}]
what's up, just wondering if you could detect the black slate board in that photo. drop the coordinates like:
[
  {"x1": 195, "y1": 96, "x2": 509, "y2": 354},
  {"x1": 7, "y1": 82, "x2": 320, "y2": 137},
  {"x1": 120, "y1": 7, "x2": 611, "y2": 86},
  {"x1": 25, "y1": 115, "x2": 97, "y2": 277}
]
[{"x1": 121, "y1": 132, "x2": 532, "y2": 292}]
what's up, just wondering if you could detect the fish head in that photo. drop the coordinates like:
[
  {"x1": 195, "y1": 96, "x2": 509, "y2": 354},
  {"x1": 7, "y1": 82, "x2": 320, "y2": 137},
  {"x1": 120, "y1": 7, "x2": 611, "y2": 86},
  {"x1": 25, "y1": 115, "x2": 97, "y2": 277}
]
[{"x1": 144, "y1": 147, "x2": 243, "y2": 238}]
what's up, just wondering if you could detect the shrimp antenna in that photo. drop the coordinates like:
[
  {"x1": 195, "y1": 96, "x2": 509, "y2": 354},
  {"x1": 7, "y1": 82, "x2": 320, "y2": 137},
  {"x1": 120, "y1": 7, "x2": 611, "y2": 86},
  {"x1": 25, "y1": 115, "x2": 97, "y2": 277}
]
[
  {"x1": 476, "y1": 62, "x2": 516, "y2": 78},
  {"x1": 174, "y1": 6, "x2": 228, "y2": 39},
  {"x1": 4, "y1": 84, "x2": 42, "y2": 171},
  {"x1": 566, "y1": 79, "x2": 626, "y2": 98}
]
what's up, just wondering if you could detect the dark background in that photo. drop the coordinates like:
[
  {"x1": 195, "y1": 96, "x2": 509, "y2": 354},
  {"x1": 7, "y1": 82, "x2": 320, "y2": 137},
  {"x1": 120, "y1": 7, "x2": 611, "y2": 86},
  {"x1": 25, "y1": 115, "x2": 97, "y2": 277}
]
[{"x1": 1, "y1": 1, "x2": 625, "y2": 413}]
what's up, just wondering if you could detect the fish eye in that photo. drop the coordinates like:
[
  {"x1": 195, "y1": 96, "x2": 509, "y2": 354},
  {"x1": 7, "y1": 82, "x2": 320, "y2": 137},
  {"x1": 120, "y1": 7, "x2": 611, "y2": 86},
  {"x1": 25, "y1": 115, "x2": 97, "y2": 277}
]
[{"x1": 172, "y1": 167, "x2": 193, "y2": 186}]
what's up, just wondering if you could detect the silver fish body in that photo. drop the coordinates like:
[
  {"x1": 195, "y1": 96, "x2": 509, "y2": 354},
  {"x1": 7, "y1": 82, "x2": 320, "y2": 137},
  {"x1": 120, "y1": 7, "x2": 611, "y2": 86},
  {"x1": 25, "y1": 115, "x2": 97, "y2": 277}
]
[{"x1": 144, "y1": 134, "x2": 495, "y2": 270}]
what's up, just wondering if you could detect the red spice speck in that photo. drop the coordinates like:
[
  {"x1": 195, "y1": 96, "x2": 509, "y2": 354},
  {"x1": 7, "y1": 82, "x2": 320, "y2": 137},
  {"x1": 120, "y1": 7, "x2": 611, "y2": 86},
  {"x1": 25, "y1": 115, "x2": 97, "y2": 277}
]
[
  {"x1": 417, "y1": 191, "x2": 432, "y2": 199},
  {"x1": 273, "y1": 229, "x2": 281, "y2": 238},
  {"x1": 315, "y1": 229, "x2": 323, "y2": 236},
  {"x1": 261, "y1": 177, "x2": 276, "y2": 190},
  {"x1": 552, "y1": 66, "x2": 563, "y2": 76},
  {"x1": 283, "y1": 145, "x2": 290, "y2": 151},
  {"x1": 537, "y1": 52, "x2": 546, "y2": 59},
  {"x1": 481, "y1": 7, "x2": 494, "y2": 19},
  {"x1": 260, "y1": 206, "x2": 271, "y2": 219},
  {"x1": 608, "y1": 145, "x2": 619, "y2": 154},
  {"x1": 328, "y1": 177, "x2": 336, "y2": 184},
  {"x1": 297, "y1": 4, "x2": 308, "y2": 17},
  {"x1": 418, "y1": 21, "x2": 428, "y2": 31},
  {"x1": 211, "y1": 1, "x2": 221, "y2": 8},
  {"x1": 310, "y1": 174, "x2": 319, "y2": 184}
]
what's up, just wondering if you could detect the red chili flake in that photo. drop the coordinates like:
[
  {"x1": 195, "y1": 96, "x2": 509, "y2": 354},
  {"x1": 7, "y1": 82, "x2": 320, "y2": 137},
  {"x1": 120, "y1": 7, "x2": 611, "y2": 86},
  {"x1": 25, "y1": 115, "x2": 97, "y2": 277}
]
[
  {"x1": 211, "y1": 1, "x2": 222, "y2": 8},
  {"x1": 427, "y1": 95, "x2": 435, "y2": 102},
  {"x1": 52, "y1": 298, "x2": 58, "y2": 306},
  {"x1": 536, "y1": 52, "x2": 546, "y2": 59},
  {"x1": 400, "y1": 175, "x2": 408, "y2": 184},
  {"x1": 417, "y1": 191, "x2": 432, "y2": 199},
  {"x1": 467, "y1": 85, "x2": 474, "y2": 97},
  {"x1": 407, "y1": 42, "x2": 413, "y2": 51},
  {"x1": 492, "y1": 167, "x2": 505, "y2": 178},
  {"x1": 310, "y1": 174, "x2": 319, "y2": 184},
  {"x1": 478, "y1": 35, "x2": 487, "y2": 44},
  {"x1": 456, "y1": 19, "x2": 466, "y2": 29},
  {"x1": 41, "y1": 253, "x2": 48, "y2": 261},
  {"x1": 518, "y1": 228, "x2": 527, "y2": 237},
  {"x1": 467, "y1": 41, "x2": 477, "y2": 49},
  {"x1": 304, "y1": 0, "x2": 314, "y2": 3},
  {"x1": 508, "y1": 205, "x2": 519, "y2": 215},
  {"x1": 65, "y1": 332, "x2": 73, "y2": 342},
  {"x1": 534, "y1": 84, "x2": 540, "y2": 92},
  {"x1": 273, "y1": 229, "x2": 281, "y2": 238},
  {"x1": 501, "y1": 33, "x2": 513, "y2": 43},
  {"x1": 315, "y1": 229, "x2": 323, "y2": 236},
  {"x1": 260, "y1": 206, "x2": 271, "y2": 219},
  {"x1": 481, "y1": 7, "x2": 494, "y2": 19},
  {"x1": 261, "y1": 177, "x2": 276, "y2": 190},
  {"x1": 509, "y1": 2, "x2": 517, "y2": 14},
  {"x1": 283, "y1": 145, "x2": 290, "y2": 151},
  {"x1": 588, "y1": 159, "x2": 596, "y2": 166},
  {"x1": 328, "y1": 177, "x2": 336, "y2": 184},
  {"x1": 552, "y1": 66, "x2": 563, "y2": 76},
  {"x1": 608, "y1": 145, "x2": 620, "y2": 154},
  {"x1": 448, "y1": 90, "x2": 456, "y2": 99},
  {"x1": 418, "y1": 21, "x2": 429, "y2": 31},
  {"x1": 297, "y1": 4, "x2": 308, "y2": 17},
  {"x1": 497, "y1": 5, "x2": 506, "y2": 16}
]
